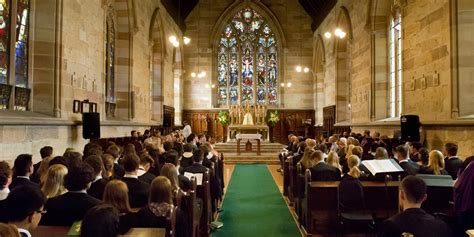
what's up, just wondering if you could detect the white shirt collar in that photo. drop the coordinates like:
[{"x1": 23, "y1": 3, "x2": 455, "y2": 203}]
[
  {"x1": 137, "y1": 166, "x2": 146, "y2": 176},
  {"x1": 68, "y1": 190, "x2": 87, "y2": 194},
  {"x1": 183, "y1": 152, "x2": 193, "y2": 158},
  {"x1": 93, "y1": 175, "x2": 102, "y2": 182},
  {"x1": 17, "y1": 176, "x2": 30, "y2": 180},
  {"x1": 18, "y1": 228, "x2": 31, "y2": 237},
  {"x1": 399, "y1": 158, "x2": 410, "y2": 163},
  {"x1": 124, "y1": 174, "x2": 138, "y2": 179},
  {"x1": 0, "y1": 187, "x2": 10, "y2": 201},
  {"x1": 448, "y1": 156, "x2": 458, "y2": 160},
  {"x1": 206, "y1": 153, "x2": 213, "y2": 159}
]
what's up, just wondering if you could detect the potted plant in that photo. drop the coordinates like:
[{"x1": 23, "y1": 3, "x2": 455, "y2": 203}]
[
  {"x1": 217, "y1": 110, "x2": 230, "y2": 142},
  {"x1": 266, "y1": 110, "x2": 280, "y2": 143}
]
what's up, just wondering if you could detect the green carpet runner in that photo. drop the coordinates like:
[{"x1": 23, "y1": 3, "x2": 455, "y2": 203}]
[{"x1": 213, "y1": 164, "x2": 300, "y2": 237}]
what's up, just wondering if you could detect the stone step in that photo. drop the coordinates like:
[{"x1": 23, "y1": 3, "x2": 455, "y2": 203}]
[{"x1": 221, "y1": 152, "x2": 279, "y2": 165}]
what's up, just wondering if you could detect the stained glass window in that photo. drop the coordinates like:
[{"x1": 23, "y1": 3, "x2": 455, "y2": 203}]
[
  {"x1": 0, "y1": 0, "x2": 11, "y2": 85},
  {"x1": 14, "y1": 0, "x2": 28, "y2": 88},
  {"x1": 217, "y1": 8, "x2": 278, "y2": 106},
  {"x1": 388, "y1": 11, "x2": 402, "y2": 118},
  {"x1": 105, "y1": 14, "x2": 116, "y2": 104}
]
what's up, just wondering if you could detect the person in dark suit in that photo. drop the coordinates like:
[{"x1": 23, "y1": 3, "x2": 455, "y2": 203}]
[
  {"x1": 163, "y1": 150, "x2": 191, "y2": 191},
  {"x1": 84, "y1": 155, "x2": 108, "y2": 200},
  {"x1": 182, "y1": 149, "x2": 208, "y2": 175},
  {"x1": 395, "y1": 145, "x2": 419, "y2": 177},
  {"x1": 309, "y1": 150, "x2": 341, "y2": 181},
  {"x1": 81, "y1": 204, "x2": 120, "y2": 237},
  {"x1": 41, "y1": 163, "x2": 101, "y2": 226},
  {"x1": 4, "y1": 185, "x2": 47, "y2": 237},
  {"x1": 339, "y1": 155, "x2": 364, "y2": 210},
  {"x1": 362, "y1": 143, "x2": 378, "y2": 161},
  {"x1": 377, "y1": 176, "x2": 452, "y2": 237},
  {"x1": 121, "y1": 154, "x2": 150, "y2": 208},
  {"x1": 180, "y1": 143, "x2": 194, "y2": 171},
  {"x1": 10, "y1": 154, "x2": 38, "y2": 190},
  {"x1": 138, "y1": 153, "x2": 156, "y2": 184},
  {"x1": 444, "y1": 143, "x2": 463, "y2": 180},
  {"x1": 32, "y1": 146, "x2": 53, "y2": 184}
]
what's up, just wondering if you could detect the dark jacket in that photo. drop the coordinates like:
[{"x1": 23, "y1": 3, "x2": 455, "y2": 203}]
[
  {"x1": 87, "y1": 178, "x2": 107, "y2": 200},
  {"x1": 418, "y1": 166, "x2": 449, "y2": 176},
  {"x1": 399, "y1": 159, "x2": 420, "y2": 176},
  {"x1": 40, "y1": 192, "x2": 101, "y2": 226},
  {"x1": 444, "y1": 157, "x2": 463, "y2": 180},
  {"x1": 113, "y1": 163, "x2": 125, "y2": 179},
  {"x1": 339, "y1": 174, "x2": 364, "y2": 210},
  {"x1": 377, "y1": 208, "x2": 452, "y2": 237},
  {"x1": 182, "y1": 163, "x2": 208, "y2": 174},
  {"x1": 180, "y1": 156, "x2": 194, "y2": 169},
  {"x1": 138, "y1": 171, "x2": 156, "y2": 185},
  {"x1": 309, "y1": 162, "x2": 341, "y2": 181},
  {"x1": 121, "y1": 177, "x2": 150, "y2": 208},
  {"x1": 10, "y1": 177, "x2": 38, "y2": 190}
]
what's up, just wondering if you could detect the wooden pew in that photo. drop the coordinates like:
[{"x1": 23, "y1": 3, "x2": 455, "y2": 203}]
[
  {"x1": 31, "y1": 226, "x2": 166, "y2": 237},
  {"x1": 196, "y1": 171, "x2": 211, "y2": 237},
  {"x1": 181, "y1": 177, "x2": 200, "y2": 237},
  {"x1": 283, "y1": 154, "x2": 292, "y2": 197},
  {"x1": 294, "y1": 163, "x2": 306, "y2": 221},
  {"x1": 287, "y1": 156, "x2": 297, "y2": 205},
  {"x1": 301, "y1": 170, "x2": 399, "y2": 234}
]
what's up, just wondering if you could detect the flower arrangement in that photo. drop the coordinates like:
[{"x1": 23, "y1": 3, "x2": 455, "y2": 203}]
[
  {"x1": 217, "y1": 110, "x2": 230, "y2": 127},
  {"x1": 266, "y1": 110, "x2": 280, "y2": 127}
]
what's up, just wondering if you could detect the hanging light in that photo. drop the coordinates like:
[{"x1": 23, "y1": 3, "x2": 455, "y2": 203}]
[
  {"x1": 338, "y1": 31, "x2": 346, "y2": 39},
  {"x1": 190, "y1": 72, "x2": 196, "y2": 78},
  {"x1": 287, "y1": 82, "x2": 292, "y2": 87},
  {"x1": 183, "y1": 36, "x2": 191, "y2": 45},
  {"x1": 211, "y1": 84, "x2": 216, "y2": 88},
  {"x1": 295, "y1": 65, "x2": 302, "y2": 72},
  {"x1": 169, "y1": 35, "x2": 177, "y2": 43},
  {"x1": 303, "y1": 67, "x2": 310, "y2": 73},
  {"x1": 280, "y1": 83, "x2": 285, "y2": 87},
  {"x1": 205, "y1": 83, "x2": 210, "y2": 88},
  {"x1": 324, "y1": 32, "x2": 332, "y2": 39}
]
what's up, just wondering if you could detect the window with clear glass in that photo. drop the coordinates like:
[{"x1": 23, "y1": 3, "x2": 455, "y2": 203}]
[
  {"x1": 217, "y1": 8, "x2": 278, "y2": 106},
  {"x1": 388, "y1": 11, "x2": 402, "y2": 118}
]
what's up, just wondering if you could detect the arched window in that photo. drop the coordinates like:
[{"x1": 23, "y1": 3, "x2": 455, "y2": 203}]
[
  {"x1": 105, "y1": 10, "x2": 116, "y2": 117},
  {"x1": 217, "y1": 8, "x2": 278, "y2": 106},
  {"x1": 0, "y1": 0, "x2": 31, "y2": 111},
  {"x1": 388, "y1": 10, "x2": 402, "y2": 118}
]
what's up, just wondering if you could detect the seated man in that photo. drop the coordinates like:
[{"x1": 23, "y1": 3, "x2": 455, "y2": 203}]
[
  {"x1": 180, "y1": 143, "x2": 194, "y2": 171},
  {"x1": 309, "y1": 150, "x2": 341, "y2": 181},
  {"x1": 395, "y1": 145, "x2": 419, "y2": 177},
  {"x1": 4, "y1": 185, "x2": 47, "y2": 237},
  {"x1": 84, "y1": 155, "x2": 107, "y2": 200},
  {"x1": 182, "y1": 149, "x2": 208, "y2": 175},
  {"x1": 121, "y1": 154, "x2": 150, "y2": 208},
  {"x1": 444, "y1": 142, "x2": 462, "y2": 180},
  {"x1": 137, "y1": 153, "x2": 156, "y2": 185},
  {"x1": 10, "y1": 154, "x2": 38, "y2": 190},
  {"x1": 40, "y1": 163, "x2": 101, "y2": 226},
  {"x1": 377, "y1": 175, "x2": 452, "y2": 237}
]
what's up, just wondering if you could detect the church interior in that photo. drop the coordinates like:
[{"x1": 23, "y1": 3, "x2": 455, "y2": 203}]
[{"x1": 0, "y1": 0, "x2": 474, "y2": 236}]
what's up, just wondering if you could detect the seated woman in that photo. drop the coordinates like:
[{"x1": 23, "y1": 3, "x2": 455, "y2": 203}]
[
  {"x1": 81, "y1": 204, "x2": 120, "y2": 237},
  {"x1": 41, "y1": 164, "x2": 68, "y2": 199},
  {"x1": 419, "y1": 150, "x2": 448, "y2": 175},
  {"x1": 159, "y1": 164, "x2": 185, "y2": 202},
  {"x1": 338, "y1": 155, "x2": 364, "y2": 211},
  {"x1": 103, "y1": 180, "x2": 132, "y2": 215},
  {"x1": 326, "y1": 151, "x2": 342, "y2": 174},
  {"x1": 121, "y1": 177, "x2": 190, "y2": 237},
  {"x1": 454, "y1": 156, "x2": 474, "y2": 235},
  {"x1": 297, "y1": 147, "x2": 315, "y2": 170},
  {"x1": 417, "y1": 147, "x2": 429, "y2": 167}
]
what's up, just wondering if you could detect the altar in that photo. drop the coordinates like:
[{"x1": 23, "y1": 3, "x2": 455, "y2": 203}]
[{"x1": 227, "y1": 104, "x2": 269, "y2": 142}]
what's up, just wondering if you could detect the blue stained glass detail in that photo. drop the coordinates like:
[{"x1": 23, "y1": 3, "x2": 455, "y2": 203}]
[
  {"x1": 229, "y1": 87, "x2": 238, "y2": 105},
  {"x1": 14, "y1": 0, "x2": 29, "y2": 88},
  {"x1": 220, "y1": 38, "x2": 228, "y2": 47},
  {"x1": 229, "y1": 38, "x2": 236, "y2": 47},
  {"x1": 259, "y1": 37, "x2": 265, "y2": 46},
  {"x1": 267, "y1": 37, "x2": 275, "y2": 46},
  {"x1": 0, "y1": 0, "x2": 11, "y2": 86}
]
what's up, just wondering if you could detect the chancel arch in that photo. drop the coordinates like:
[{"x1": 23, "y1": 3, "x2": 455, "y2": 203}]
[
  {"x1": 149, "y1": 8, "x2": 165, "y2": 123},
  {"x1": 335, "y1": 7, "x2": 353, "y2": 123},
  {"x1": 211, "y1": 1, "x2": 286, "y2": 108},
  {"x1": 173, "y1": 47, "x2": 183, "y2": 125},
  {"x1": 313, "y1": 34, "x2": 326, "y2": 125}
]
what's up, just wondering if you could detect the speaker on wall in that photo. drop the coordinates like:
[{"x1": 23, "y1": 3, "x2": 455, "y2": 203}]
[
  {"x1": 401, "y1": 115, "x2": 420, "y2": 142},
  {"x1": 163, "y1": 113, "x2": 172, "y2": 127},
  {"x1": 83, "y1": 112, "x2": 100, "y2": 139}
]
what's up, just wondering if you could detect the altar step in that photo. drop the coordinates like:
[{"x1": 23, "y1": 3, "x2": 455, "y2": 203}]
[{"x1": 214, "y1": 142, "x2": 284, "y2": 164}]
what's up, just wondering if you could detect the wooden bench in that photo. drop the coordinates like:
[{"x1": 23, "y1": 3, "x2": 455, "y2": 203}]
[
  {"x1": 180, "y1": 177, "x2": 200, "y2": 237},
  {"x1": 31, "y1": 226, "x2": 166, "y2": 237},
  {"x1": 196, "y1": 171, "x2": 212, "y2": 237},
  {"x1": 301, "y1": 170, "x2": 399, "y2": 234}
]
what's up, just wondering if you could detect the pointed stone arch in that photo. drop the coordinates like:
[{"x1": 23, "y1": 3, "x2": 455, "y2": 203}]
[
  {"x1": 173, "y1": 47, "x2": 183, "y2": 125},
  {"x1": 335, "y1": 6, "x2": 353, "y2": 123},
  {"x1": 149, "y1": 8, "x2": 165, "y2": 123},
  {"x1": 313, "y1": 34, "x2": 326, "y2": 125}
]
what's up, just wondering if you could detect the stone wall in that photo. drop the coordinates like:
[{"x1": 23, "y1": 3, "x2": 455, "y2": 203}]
[
  {"x1": 314, "y1": 0, "x2": 474, "y2": 158},
  {"x1": 0, "y1": 0, "x2": 182, "y2": 162}
]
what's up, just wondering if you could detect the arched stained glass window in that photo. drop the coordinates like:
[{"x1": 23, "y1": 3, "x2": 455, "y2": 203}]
[
  {"x1": 15, "y1": 0, "x2": 29, "y2": 88},
  {"x1": 388, "y1": 10, "x2": 402, "y2": 118},
  {"x1": 0, "y1": 0, "x2": 11, "y2": 85},
  {"x1": 217, "y1": 8, "x2": 278, "y2": 106}
]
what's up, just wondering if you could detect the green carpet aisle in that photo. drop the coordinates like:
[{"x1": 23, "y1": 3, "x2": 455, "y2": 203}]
[{"x1": 213, "y1": 164, "x2": 300, "y2": 237}]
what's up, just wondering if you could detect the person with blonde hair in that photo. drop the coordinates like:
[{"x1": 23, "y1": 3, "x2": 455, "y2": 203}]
[
  {"x1": 347, "y1": 155, "x2": 361, "y2": 179},
  {"x1": 338, "y1": 155, "x2": 364, "y2": 210},
  {"x1": 103, "y1": 180, "x2": 132, "y2": 214},
  {"x1": 419, "y1": 150, "x2": 448, "y2": 175},
  {"x1": 41, "y1": 164, "x2": 68, "y2": 199},
  {"x1": 305, "y1": 139, "x2": 317, "y2": 149},
  {"x1": 0, "y1": 223, "x2": 21, "y2": 237},
  {"x1": 298, "y1": 147, "x2": 315, "y2": 170},
  {"x1": 326, "y1": 151, "x2": 342, "y2": 174},
  {"x1": 159, "y1": 163, "x2": 181, "y2": 195}
]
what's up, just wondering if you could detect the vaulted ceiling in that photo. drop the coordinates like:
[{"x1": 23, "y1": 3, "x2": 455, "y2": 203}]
[{"x1": 161, "y1": 0, "x2": 336, "y2": 32}]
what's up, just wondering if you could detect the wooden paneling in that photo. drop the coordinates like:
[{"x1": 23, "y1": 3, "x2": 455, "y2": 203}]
[{"x1": 183, "y1": 109, "x2": 315, "y2": 144}]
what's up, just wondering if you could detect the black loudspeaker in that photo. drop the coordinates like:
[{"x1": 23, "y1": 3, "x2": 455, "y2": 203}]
[
  {"x1": 401, "y1": 115, "x2": 420, "y2": 142},
  {"x1": 83, "y1": 112, "x2": 101, "y2": 139},
  {"x1": 163, "y1": 113, "x2": 172, "y2": 127}
]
